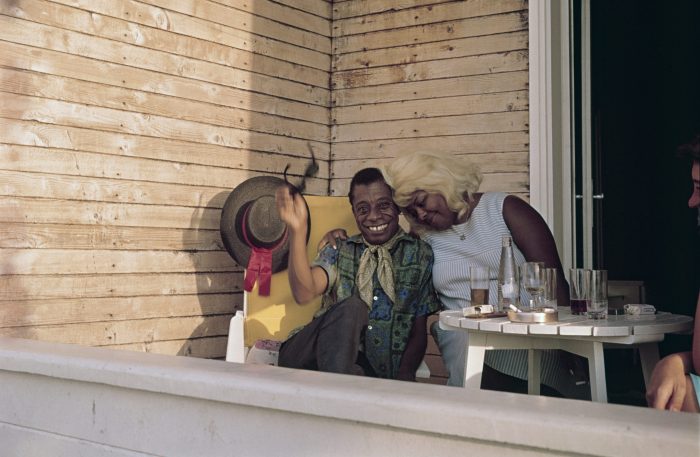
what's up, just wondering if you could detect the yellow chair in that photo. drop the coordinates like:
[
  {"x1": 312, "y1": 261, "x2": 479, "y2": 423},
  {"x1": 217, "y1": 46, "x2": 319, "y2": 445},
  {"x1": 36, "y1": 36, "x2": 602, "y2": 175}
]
[{"x1": 225, "y1": 195, "x2": 430, "y2": 378}]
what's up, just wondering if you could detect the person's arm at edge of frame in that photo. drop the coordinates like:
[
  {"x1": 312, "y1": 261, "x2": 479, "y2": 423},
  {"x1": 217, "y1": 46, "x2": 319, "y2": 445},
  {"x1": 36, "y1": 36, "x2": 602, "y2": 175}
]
[
  {"x1": 646, "y1": 351, "x2": 694, "y2": 411},
  {"x1": 646, "y1": 293, "x2": 699, "y2": 412},
  {"x1": 275, "y1": 185, "x2": 328, "y2": 304},
  {"x1": 502, "y1": 195, "x2": 570, "y2": 306}
]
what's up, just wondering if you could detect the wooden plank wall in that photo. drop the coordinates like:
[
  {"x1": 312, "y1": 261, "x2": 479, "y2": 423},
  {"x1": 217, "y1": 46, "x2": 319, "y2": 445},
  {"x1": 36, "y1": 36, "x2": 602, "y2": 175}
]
[
  {"x1": 330, "y1": 0, "x2": 530, "y2": 199},
  {"x1": 331, "y1": 0, "x2": 530, "y2": 384},
  {"x1": 0, "y1": 0, "x2": 531, "y2": 377},
  {"x1": 0, "y1": 0, "x2": 332, "y2": 357}
]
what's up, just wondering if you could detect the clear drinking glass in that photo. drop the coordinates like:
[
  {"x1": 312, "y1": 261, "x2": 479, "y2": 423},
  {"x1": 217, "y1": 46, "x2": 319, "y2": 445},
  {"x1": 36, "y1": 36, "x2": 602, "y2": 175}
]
[
  {"x1": 469, "y1": 266, "x2": 490, "y2": 305},
  {"x1": 521, "y1": 262, "x2": 545, "y2": 309},
  {"x1": 588, "y1": 269, "x2": 608, "y2": 319},
  {"x1": 569, "y1": 268, "x2": 590, "y2": 315},
  {"x1": 543, "y1": 268, "x2": 558, "y2": 310}
]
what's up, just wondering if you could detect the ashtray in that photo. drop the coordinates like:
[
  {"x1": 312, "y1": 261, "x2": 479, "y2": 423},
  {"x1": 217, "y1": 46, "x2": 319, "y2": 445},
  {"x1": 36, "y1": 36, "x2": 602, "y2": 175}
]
[{"x1": 507, "y1": 308, "x2": 558, "y2": 323}]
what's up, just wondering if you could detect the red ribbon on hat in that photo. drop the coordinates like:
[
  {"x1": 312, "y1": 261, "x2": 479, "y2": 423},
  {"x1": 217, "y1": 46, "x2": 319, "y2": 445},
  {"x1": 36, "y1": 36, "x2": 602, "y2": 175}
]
[{"x1": 240, "y1": 205, "x2": 287, "y2": 296}]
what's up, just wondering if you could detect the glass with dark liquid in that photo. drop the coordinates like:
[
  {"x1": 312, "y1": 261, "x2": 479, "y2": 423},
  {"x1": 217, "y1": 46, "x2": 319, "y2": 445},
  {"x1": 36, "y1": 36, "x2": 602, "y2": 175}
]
[
  {"x1": 470, "y1": 288, "x2": 490, "y2": 305},
  {"x1": 569, "y1": 268, "x2": 591, "y2": 315},
  {"x1": 469, "y1": 266, "x2": 490, "y2": 306},
  {"x1": 570, "y1": 298, "x2": 588, "y2": 315}
]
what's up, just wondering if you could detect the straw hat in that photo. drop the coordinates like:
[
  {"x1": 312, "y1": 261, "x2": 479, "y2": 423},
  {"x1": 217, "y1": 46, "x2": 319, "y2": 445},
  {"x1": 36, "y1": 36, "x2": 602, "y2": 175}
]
[{"x1": 220, "y1": 176, "x2": 309, "y2": 294}]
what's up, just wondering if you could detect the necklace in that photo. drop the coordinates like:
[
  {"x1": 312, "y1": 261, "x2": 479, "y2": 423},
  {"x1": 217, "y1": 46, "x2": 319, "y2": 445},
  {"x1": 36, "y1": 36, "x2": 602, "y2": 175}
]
[
  {"x1": 454, "y1": 205, "x2": 473, "y2": 241},
  {"x1": 455, "y1": 223, "x2": 468, "y2": 241}
]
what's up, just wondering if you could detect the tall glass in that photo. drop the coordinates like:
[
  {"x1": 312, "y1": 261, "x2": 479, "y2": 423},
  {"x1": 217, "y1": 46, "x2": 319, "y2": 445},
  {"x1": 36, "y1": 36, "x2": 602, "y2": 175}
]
[
  {"x1": 543, "y1": 268, "x2": 558, "y2": 310},
  {"x1": 521, "y1": 262, "x2": 545, "y2": 310},
  {"x1": 588, "y1": 269, "x2": 608, "y2": 319},
  {"x1": 569, "y1": 268, "x2": 590, "y2": 315},
  {"x1": 469, "y1": 266, "x2": 490, "y2": 305}
]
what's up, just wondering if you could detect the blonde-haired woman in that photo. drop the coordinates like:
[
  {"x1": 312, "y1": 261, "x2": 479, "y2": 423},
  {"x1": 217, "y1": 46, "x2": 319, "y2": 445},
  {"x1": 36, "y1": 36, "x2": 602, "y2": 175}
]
[{"x1": 323, "y1": 152, "x2": 586, "y2": 397}]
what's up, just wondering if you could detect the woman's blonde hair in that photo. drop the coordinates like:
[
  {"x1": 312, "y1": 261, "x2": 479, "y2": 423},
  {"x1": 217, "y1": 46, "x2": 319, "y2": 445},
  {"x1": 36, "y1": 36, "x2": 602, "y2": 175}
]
[{"x1": 382, "y1": 151, "x2": 482, "y2": 232}]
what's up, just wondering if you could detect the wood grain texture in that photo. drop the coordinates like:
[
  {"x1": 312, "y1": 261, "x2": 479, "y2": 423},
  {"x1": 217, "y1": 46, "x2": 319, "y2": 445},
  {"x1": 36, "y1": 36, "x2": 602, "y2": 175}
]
[
  {"x1": 0, "y1": 0, "x2": 531, "y2": 375},
  {"x1": 0, "y1": 0, "x2": 332, "y2": 357}
]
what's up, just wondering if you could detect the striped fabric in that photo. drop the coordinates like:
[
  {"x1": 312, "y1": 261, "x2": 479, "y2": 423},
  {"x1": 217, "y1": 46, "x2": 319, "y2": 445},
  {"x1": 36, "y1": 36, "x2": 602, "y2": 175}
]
[{"x1": 424, "y1": 192, "x2": 569, "y2": 392}]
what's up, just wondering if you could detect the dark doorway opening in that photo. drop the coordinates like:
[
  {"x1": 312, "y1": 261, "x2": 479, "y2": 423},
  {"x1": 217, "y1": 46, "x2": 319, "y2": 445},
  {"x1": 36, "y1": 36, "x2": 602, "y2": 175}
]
[
  {"x1": 574, "y1": 0, "x2": 700, "y2": 405},
  {"x1": 589, "y1": 0, "x2": 700, "y2": 320}
]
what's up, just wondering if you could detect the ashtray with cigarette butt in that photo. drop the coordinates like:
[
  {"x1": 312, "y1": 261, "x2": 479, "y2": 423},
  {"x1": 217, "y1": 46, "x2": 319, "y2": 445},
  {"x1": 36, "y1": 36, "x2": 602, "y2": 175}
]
[{"x1": 507, "y1": 306, "x2": 558, "y2": 323}]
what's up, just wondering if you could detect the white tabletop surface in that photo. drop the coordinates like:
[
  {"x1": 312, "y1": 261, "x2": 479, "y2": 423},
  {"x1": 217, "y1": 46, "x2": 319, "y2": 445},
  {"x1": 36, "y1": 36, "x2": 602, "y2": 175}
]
[{"x1": 440, "y1": 307, "x2": 693, "y2": 343}]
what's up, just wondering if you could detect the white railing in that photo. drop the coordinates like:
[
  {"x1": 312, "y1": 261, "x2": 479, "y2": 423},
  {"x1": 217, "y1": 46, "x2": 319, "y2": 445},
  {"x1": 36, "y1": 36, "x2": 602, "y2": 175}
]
[{"x1": 1, "y1": 336, "x2": 698, "y2": 457}]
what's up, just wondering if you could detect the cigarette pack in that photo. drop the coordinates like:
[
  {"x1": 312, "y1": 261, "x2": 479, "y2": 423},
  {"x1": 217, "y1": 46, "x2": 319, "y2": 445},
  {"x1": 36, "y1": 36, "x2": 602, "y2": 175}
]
[{"x1": 623, "y1": 304, "x2": 656, "y2": 316}]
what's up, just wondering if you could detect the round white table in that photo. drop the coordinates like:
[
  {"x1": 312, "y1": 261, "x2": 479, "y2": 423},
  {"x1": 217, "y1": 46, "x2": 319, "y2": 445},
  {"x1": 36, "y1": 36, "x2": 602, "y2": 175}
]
[{"x1": 439, "y1": 307, "x2": 694, "y2": 402}]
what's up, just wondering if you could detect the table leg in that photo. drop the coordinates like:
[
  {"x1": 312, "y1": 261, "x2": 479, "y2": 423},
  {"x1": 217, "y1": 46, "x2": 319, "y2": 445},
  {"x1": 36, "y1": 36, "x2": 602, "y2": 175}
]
[
  {"x1": 587, "y1": 341, "x2": 607, "y2": 402},
  {"x1": 528, "y1": 349, "x2": 541, "y2": 396},
  {"x1": 464, "y1": 331, "x2": 487, "y2": 389},
  {"x1": 638, "y1": 343, "x2": 660, "y2": 388},
  {"x1": 559, "y1": 339, "x2": 608, "y2": 403}
]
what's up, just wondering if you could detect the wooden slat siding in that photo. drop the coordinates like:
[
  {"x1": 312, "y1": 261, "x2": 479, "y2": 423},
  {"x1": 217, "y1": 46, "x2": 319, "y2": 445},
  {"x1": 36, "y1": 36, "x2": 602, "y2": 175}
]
[
  {"x1": 0, "y1": 273, "x2": 242, "y2": 301},
  {"x1": 2, "y1": 249, "x2": 237, "y2": 275},
  {"x1": 111, "y1": 336, "x2": 230, "y2": 358},
  {"x1": 1, "y1": 120, "x2": 327, "y2": 176},
  {"x1": 0, "y1": 145, "x2": 327, "y2": 201},
  {"x1": 0, "y1": 0, "x2": 332, "y2": 357},
  {"x1": 0, "y1": 66, "x2": 328, "y2": 143},
  {"x1": 333, "y1": 0, "x2": 453, "y2": 20},
  {"x1": 6, "y1": 0, "x2": 329, "y2": 88},
  {"x1": 206, "y1": 0, "x2": 331, "y2": 36},
  {"x1": 334, "y1": 90, "x2": 528, "y2": 124},
  {"x1": 0, "y1": 314, "x2": 233, "y2": 346},
  {"x1": 48, "y1": 0, "x2": 330, "y2": 71},
  {"x1": 333, "y1": 152, "x2": 529, "y2": 177},
  {"x1": 0, "y1": 295, "x2": 241, "y2": 328},
  {"x1": 0, "y1": 16, "x2": 329, "y2": 106},
  {"x1": 333, "y1": 111, "x2": 529, "y2": 143},
  {"x1": 0, "y1": 169, "x2": 232, "y2": 209},
  {"x1": 332, "y1": 131, "x2": 529, "y2": 160},
  {"x1": 334, "y1": 11, "x2": 527, "y2": 54},
  {"x1": 332, "y1": 51, "x2": 528, "y2": 90},
  {"x1": 334, "y1": 70, "x2": 528, "y2": 106},
  {"x1": 1, "y1": 92, "x2": 329, "y2": 160},
  {"x1": 0, "y1": 41, "x2": 328, "y2": 125},
  {"x1": 0, "y1": 144, "x2": 317, "y2": 191},
  {"x1": 145, "y1": 0, "x2": 331, "y2": 53},
  {"x1": 333, "y1": 0, "x2": 527, "y2": 36},
  {"x1": 272, "y1": 0, "x2": 332, "y2": 19},
  {"x1": 334, "y1": 30, "x2": 528, "y2": 71},
  {"x1": 0, "y1": 222, "x2": 223, "y2": 252},
  {"x1": 0, "y1": 198, "x2": 219, "y2": 230}
]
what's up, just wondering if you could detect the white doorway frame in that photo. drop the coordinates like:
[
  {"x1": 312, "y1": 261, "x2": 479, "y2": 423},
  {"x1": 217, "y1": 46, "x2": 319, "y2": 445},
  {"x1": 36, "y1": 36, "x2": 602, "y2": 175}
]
[{"x1": 528, "y1": 0, "x2": 577, "y2": 271}]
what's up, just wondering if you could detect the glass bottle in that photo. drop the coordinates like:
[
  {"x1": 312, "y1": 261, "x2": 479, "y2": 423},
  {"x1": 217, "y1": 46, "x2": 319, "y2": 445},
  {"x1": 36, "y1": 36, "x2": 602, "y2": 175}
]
[{"x1": 497, "y1": 235, "x2": 520, "y2": 311}]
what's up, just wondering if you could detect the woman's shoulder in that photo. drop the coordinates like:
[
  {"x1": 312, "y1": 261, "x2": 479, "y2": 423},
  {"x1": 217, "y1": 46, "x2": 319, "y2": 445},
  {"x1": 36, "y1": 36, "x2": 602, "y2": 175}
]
[{"x1": 472, "y1": 192, "x2": 511, "y2": 216}]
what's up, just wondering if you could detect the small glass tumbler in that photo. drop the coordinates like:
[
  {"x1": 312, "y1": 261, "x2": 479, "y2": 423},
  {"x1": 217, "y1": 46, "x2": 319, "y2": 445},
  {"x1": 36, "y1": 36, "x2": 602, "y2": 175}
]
[
  {"x1": 543, "y1": 268, "x2": 558, "y2": 310},
  {"x1": 569, "y1": 268, "x2": 590, "y2": 315},
  {"x1": 588, "y1": 269, "x2": 608, "y2": 319},
  {"x1": 469, "y1": 266, "x2": 490, "y2": 306}
]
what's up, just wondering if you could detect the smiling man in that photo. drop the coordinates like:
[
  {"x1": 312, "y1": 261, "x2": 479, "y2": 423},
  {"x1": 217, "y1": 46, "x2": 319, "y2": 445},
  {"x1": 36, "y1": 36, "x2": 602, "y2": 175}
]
[{"x1": 275, "y1": 168, "x2": 440, "y2": 381}]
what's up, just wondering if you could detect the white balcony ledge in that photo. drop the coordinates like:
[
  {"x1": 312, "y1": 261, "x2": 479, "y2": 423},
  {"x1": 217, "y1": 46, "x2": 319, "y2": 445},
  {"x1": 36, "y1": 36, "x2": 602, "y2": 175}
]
[{"x1": 1, "y1": 336, "x2": 698, "y2": 457}]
